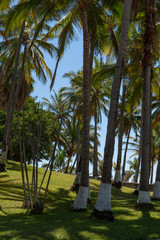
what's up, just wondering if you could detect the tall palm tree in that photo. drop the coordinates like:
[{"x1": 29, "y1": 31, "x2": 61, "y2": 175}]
[
  {"x1": 136, "y1": 0, "x2": 155, "y2": 209},
  {"x1": 70, "y1": 0, "x2": 91, "y2": 211},
  {"x1": 93, "y1": 0, "x2": 132, "y2": 220}
]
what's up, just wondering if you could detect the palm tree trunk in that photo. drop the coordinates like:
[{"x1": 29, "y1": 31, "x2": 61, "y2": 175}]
[
  {"x1": 150, "y1": 159, "x2": 154, "y2": 184},
  {"x1": 122, "y1": 126, "x2": 131, "y2": 182},
  {"x1": 43, "y1": 121, "x2": 62, "y2": 205},
  {"x1": 35, "y1": 104, "x2": 42, "y2": 201},
  {"x1": 114, "y1": 84, "x2": 127, "y2": 187},
  {"x1": 37, "y1": 159, "x2": 52, "y2": 199},
  {"x1": 134, "y1": 144, "x2": 141, "y2": 183},
  {"x1": 43, "y1": 141, "x2": 57, "y2": 205},
  {"x1": 17, "y1": 113, "x2": 29, "y2": 212},
  {"x1": 149, "y1": 74, "x2": 153, "y2": 181},
  {"x1": 65, "y1": 156, "x2": 71, "y2": 174},
  {"x1": 89, "y1": 34, "x2": 94, "y2": 82},
  {"x1": 22, "y1": 103, "x2": 33, "y2": 209},
  {"x1": 152, "y1": 147, "x2": 160, "y2": 200},
  {"x1": 71, "y1": 155, "x2": 82, "y2": 192},
  {"x1": 137, "y1": 0, "x2": 154, "y2": 208},
  {"x1": 70, "y1": 157, "x2": 77, "y2": 174},
  {"x1": 0, "y1": 19, "x2": 26, "y2": 172},
  {"x1": 93, "y1": 110, "x2": 98, "y2": 178},
  {"x1": 71, "y1": 1, "x2": 90, "y2": 211},
  {"x1": 75, "y1": 118, "x2": 81, "y2": 174},
  {"x1": 94, "y1": 0, "x2": 132, "y2": 220},
  {"x1": 135, "y1": 118, "x2": 143, "y2": 183}
]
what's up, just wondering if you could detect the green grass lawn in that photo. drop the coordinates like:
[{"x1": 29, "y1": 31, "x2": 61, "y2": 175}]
[{"x1": 0, "y1": 161, "x2": 160, "y2": 240}]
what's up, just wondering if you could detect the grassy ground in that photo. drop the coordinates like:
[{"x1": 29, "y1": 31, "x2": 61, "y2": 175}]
[{"x1": 0, "y1": 161, "x2": 160, "y2": 240}]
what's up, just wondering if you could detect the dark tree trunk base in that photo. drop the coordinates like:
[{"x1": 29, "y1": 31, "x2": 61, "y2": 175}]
[
  {"x1": 30, "y1": 201, "x2": 44, "y2": 215},
  {"x1": 133, "y1": 189, "x2": 139, "y2": 196},
  {"x1": 0, "y1": 164, "x2": 7, "y2": 173},
  {"x1": 70, "y1": 183, "x2": 80, "y2": 193},
  {"x1": 112, "y1": 181, "x2": 122, "y2": 188},
  {"x1": 91, "y1": 208, "x2": 114, "y2": 221},
  {"x1": 69, "y1": 205, "x2": 86, "y2": 212},
  {"x1": 135, "y1": 202, "x2": 154, "y2": 211}
]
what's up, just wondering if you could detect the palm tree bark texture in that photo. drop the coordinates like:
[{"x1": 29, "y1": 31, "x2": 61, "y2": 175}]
[
  {"x1": 93, "y1": 0, "x2": 132, "y2": 221},
  {"x1": 71, "y1": 0, "x2": 90, "y2": 211},
  {"x1": 136, "y1": 0, "x2": 155, "y2": 210}
]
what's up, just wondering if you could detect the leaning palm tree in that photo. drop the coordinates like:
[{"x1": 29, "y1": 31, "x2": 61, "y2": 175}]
[{"x1": 93, "y1": 0, "x2": 132, "y2": 220}]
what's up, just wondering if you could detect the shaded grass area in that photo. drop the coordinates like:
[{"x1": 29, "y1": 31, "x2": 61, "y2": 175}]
[{"x1": 0, "y1": 161, "x2": 160, "y2": 240}]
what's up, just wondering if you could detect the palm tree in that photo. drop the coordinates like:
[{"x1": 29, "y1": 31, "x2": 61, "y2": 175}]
[
  {"x1": 0, "y1": 19, "x2": 26, "y2": 172},
  {"x1": 136, "y1": 0, "x2": 155, "y2": 209},
  {"x1": 122, "y1": 106, "x2": 141, "y2": 182},
  {"x1": 0, "y1": 15, "x2": 54, "y2": 172},
  {"x1": 93, "y1": 0, "x2": 132, "y2": 221},
  {"x1": 70, "y1": 0, "x2": 92, "y2": 211}
]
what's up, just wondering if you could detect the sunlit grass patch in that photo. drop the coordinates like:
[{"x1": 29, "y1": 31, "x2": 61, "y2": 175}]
[{"x1": 0, "y1": 160, "x2": 160, "y2": 240}]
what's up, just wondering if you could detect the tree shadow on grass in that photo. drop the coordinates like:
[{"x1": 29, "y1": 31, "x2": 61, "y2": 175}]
[
  {"x1": 7, "y1": 161, "x2": 21, "y2": 172},
  {"x1": 0, "y1": 174, "x2": 10, "y2": 179},
  {"x1": 6, "y1": 160, "x2": 33, "y2": 173},
  {"x1": 0, "y1": 180, "x2": 25, "y2": 202},
  {"x1": 0, "y1": 186, "x2": 160, "y2": 240}
]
